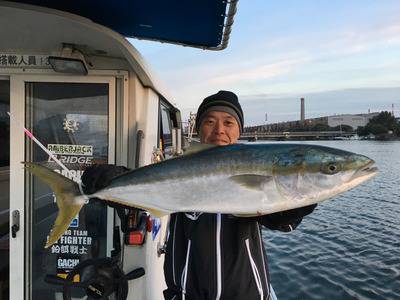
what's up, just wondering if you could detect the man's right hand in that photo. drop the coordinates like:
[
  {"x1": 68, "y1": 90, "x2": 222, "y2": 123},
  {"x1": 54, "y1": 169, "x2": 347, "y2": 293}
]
[
  {"x1": 81, "y1": 164, "x2": 130, "y2": 194},
  {"x1": 257, "y1": 204, "x2": 317, "y2": 232}
]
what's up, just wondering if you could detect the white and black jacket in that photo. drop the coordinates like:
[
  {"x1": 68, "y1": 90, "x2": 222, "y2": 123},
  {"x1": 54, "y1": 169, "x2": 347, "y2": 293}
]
[{"x1": 163, "y1": 206, "x2": 315, "y2": 300}]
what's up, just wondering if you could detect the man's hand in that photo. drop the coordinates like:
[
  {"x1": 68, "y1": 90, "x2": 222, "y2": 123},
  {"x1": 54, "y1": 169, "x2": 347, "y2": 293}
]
[{"x1": 257, "y1": 204, "x2": 317, "y2": 232}]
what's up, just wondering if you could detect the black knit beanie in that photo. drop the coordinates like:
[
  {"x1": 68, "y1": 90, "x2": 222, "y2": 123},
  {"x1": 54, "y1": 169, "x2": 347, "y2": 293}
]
[{"x1": 195, "y1": 90, "x2": 244, "y2": 133}]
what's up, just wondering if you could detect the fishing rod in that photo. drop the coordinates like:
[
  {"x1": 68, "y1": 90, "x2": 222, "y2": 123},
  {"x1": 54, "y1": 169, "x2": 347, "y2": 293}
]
[{"x1": 7, "y1": 112, "x2": 88, "y2": 200}]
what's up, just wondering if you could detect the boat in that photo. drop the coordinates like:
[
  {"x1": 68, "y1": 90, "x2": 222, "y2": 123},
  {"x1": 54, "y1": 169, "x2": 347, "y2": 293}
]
[{"x1": 0, "y1": 1, "x2": 238, "y2": 299}]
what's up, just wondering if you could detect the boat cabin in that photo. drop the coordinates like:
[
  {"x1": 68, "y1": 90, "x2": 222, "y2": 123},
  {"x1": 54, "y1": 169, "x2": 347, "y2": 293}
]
[{"x1": 0, "y1": 1, "x2": 237, "y2": 299}]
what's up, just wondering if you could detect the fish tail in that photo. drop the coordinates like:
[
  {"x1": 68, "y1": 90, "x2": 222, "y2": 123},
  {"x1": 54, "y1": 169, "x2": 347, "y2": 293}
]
[{"x1": 23, "y1": 162, "x2": 84, "y2": 248}]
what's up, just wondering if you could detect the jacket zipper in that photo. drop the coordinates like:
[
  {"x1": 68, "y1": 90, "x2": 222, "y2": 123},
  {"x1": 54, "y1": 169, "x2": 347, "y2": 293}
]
[
  {"x1": 245, "y1": 238, "x2": 264, "y2": 299},
  {"x1": 181, "y1": 239, "x2": 191, "y2": 299},
  {"x1": 257, "y1": 224, "x2": 270, "y2": 299},
  {"x1": 215, "y1": 213, "x2": 222, "y2": 300},
  {"x1": 172, "y1": 215, "x2": 178, "y2": 286}
]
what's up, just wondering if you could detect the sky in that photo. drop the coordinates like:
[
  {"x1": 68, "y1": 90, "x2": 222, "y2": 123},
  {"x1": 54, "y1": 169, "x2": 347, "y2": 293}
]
[{"x1": 129, "y1": 0, "x2": 400, "y2": 126}]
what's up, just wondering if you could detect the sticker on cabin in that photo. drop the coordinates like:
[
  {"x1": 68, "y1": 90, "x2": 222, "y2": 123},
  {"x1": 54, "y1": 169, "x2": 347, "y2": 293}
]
[
  {"x1": 50, "y1": 244, "x2": 89, "y2": 255},
  {"x1": 48, "y1": 144, "x2": 93, "y2": 156},
  {"x1": 0, "y1": 54, "x2": 50, "y2": 68},
  {"x1": 63, "y1": 118, "x2": 80, "y2": 133},
  {"x1": 50, "y1": 155, "x2": 93, "y2": 166},
  {"x1": 152, "y1": 218, "x2": 161, "y2": 240},
  {"x1": 53, "y1": 169, "x2": 85, "y2": 183},
  {"x1": 50, "y1": 229, "x2": 92, "y2": 255},
  {"x1": 56, "y1": 255, "x2": 80, "y2": 272},
  {"x1": 70, "y1": 215, "x2": 79, "y2": 228}
]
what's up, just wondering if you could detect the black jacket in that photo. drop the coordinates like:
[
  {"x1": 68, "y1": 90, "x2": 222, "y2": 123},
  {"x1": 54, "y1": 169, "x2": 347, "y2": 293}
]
[{"x1": 163, "y1": 206, "x2": 315, "y2": 300}]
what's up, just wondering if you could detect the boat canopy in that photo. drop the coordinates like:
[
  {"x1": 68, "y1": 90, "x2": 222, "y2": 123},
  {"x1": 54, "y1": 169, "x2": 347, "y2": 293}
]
[{"x1": 9, "y1": 0, "x2": 237, "y2": 50}]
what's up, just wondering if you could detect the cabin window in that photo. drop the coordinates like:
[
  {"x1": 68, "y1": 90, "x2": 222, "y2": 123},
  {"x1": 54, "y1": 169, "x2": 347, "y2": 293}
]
[
  {"x1": 160, "y1": 103, "x2": 173, "y2": 149},
  {"x1": 25, "y1": 82, "x2": 110, "y2": 299},
  {"x1": 159, "y1": 99, "x2": 181, "y2": 159}
]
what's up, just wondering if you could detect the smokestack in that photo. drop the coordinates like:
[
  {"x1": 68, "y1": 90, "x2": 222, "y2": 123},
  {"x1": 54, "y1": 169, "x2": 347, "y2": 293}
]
[
  {"x1": 392, "y1": 103, "x2": 395, "y2": 116},
  {"x1": 300, "y1": 97, "x2": 305, "y2": 122}
]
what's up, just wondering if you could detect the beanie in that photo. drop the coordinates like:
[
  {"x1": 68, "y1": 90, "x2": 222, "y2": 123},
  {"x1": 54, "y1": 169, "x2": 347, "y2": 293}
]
[{"x1": 195, "y1": 90, "x2": 244, "y2": 133}]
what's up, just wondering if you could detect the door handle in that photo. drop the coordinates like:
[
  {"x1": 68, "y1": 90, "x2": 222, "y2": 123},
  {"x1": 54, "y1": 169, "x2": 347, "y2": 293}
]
[{"x1": 11, "y1": 210, "x2": 20, "y2": 238}]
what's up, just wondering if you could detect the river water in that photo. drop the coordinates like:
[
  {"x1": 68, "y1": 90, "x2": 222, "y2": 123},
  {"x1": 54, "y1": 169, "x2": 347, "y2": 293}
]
[{"x1": 260, "y1": 140, "x2": 400, "y2": 300}]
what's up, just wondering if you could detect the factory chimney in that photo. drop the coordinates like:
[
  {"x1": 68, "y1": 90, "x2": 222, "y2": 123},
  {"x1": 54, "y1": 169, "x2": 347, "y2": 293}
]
[
  {"x1": 392, "y1": 103, "x2": 395, "y2": 116},
  {"x1": 300, "y1": 97, "x2": 305, "y2": 122}
]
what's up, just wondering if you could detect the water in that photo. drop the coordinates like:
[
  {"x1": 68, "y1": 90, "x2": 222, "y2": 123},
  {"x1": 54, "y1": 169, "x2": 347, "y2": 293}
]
[{"x1": 260, "y1": 140, "x2": 400, "y2": 300}]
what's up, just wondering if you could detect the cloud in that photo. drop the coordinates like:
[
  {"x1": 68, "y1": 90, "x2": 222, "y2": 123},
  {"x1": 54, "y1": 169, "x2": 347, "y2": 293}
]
[
  {"x1": 168, "y1": 20, "x2": 400, "y2": 96},
  {"x1": 207, "y1": 57, "x2": 311, "y2": 86},
  {"x1": 240, "y1": 87, "x2": 400, "y2": 125},
  {"x1": 130, "y1": 8, "x2": 400, "y2": 124},
  {"x1": 319, "y1": 21, "x2": 400, "y2": 57}
]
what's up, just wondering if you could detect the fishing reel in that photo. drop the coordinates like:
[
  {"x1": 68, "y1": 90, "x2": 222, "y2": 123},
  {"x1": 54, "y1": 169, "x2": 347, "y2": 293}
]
[{"x1": 45, "y1": 257, "x2": 145, "y2": 300}]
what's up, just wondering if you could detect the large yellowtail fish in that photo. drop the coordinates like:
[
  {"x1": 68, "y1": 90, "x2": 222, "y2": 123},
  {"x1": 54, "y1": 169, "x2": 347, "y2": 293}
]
[{"x1": 24, "y1": 143, "x2": 377, "y2": 248}]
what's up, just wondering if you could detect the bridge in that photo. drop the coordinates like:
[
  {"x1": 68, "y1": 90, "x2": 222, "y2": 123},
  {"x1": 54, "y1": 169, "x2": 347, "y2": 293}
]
[{"x1": 239, "y1": 131, "x2": 357, "y2": 141}]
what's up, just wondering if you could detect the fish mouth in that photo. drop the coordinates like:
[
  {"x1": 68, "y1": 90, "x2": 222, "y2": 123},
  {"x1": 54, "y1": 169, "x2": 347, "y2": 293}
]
[{"x1": 352, "y1": 159, "x2": 378, "y2": 180}]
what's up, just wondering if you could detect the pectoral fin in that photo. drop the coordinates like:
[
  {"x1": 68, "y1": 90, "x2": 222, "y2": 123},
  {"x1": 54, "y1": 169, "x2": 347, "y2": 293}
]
[{"x1": 229, "y1": 174, "x2": 273, "y2": 191}]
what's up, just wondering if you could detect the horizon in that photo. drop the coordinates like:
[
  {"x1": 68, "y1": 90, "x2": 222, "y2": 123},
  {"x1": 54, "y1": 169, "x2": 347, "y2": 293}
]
[{"x1": 129, "y1": 1, "x2": 400, "y2": 126}]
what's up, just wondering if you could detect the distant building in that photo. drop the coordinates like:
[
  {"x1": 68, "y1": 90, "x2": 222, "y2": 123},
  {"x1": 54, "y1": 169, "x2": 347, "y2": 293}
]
[
  {"x1": 244, "y1": 112, "x2": 380, "y2": 133},
  {"x1": 327, "y1": 113, "x2": 379, "y2": 130},
  {"x1": 245, "y1": 116, "x2": 328, "y2": 133}
]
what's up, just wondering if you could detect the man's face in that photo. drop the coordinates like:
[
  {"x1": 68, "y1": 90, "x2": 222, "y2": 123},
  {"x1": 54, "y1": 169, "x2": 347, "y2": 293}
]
[{"x1": 199, "y1": 111, "x2": 240, "y2": 145}]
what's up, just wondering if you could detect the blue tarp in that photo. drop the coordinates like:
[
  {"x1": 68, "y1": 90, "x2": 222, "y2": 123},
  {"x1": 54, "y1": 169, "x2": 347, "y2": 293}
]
[{"x1": 11, "y1": 0, "x2": 230, "y2": 49}]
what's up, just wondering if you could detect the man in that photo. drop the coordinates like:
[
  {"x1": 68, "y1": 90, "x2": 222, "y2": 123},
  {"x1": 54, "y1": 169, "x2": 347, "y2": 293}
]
[
  {"x1": 163, "y1": 91, "x2": 316, "y2": 300},
  {"x1": 82, "y1": 90, "x2": 316, "y2": 300}
]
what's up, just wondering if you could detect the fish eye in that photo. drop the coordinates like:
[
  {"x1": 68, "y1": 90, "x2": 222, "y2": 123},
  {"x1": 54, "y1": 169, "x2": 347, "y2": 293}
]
[{"x1": 321, "y1": 163, "x2": 341, "y2": 175}]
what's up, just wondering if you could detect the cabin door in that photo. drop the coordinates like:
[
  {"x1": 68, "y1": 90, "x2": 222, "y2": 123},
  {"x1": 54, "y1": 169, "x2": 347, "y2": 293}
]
[
  {"x1": 0, "y1": 77, "x2": 10, "y2": 300},
  {"x1": 9, "y1": 76, "x2": 116, "y2": 300}
]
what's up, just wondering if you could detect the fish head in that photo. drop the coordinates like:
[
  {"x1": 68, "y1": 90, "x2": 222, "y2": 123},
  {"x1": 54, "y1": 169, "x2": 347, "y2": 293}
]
[{"x1": 273, "y1": 145, "x2": 377, "y2": 204}]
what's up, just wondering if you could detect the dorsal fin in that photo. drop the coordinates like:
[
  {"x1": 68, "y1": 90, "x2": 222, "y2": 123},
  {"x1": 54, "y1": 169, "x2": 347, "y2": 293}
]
[{"x1": 182, "y1": 139, "x2": 216, "y2": 155}]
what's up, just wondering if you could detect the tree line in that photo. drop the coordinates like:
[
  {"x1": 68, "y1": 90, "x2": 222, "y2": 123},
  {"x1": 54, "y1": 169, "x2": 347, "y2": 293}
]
[{"x1": 357, "y1": 111, "x2": 400, "y2": 138}]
